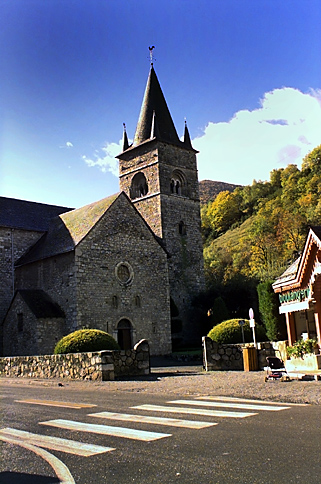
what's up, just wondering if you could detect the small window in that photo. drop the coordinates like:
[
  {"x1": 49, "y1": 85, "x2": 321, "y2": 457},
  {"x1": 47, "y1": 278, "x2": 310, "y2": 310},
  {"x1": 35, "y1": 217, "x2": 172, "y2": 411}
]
[
  {"x1": 112, "y1": 296, "x2": 118, "y2": 308},
  {"x1": 135, "y1": 295, "x2": 141, "y2": 308},
  {"x1": 17, "y1": 313, "x2": 23, "y2": 332},
  {"x1": 179, "y1": 221, "x2": 186, "y2": 236}
]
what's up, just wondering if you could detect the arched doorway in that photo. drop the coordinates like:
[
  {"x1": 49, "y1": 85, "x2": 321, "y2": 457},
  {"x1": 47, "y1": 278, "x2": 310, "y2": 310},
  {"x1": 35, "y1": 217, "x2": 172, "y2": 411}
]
[{"x1": 117, "y1": 319, "x2": 132, "y2": 350}]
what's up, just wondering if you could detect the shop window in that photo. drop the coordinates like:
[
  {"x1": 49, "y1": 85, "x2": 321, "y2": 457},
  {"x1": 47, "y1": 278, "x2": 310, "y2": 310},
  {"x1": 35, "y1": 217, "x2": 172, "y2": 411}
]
[{"x1": 130, "y1": 172, "x2": 148, "y2": 200}]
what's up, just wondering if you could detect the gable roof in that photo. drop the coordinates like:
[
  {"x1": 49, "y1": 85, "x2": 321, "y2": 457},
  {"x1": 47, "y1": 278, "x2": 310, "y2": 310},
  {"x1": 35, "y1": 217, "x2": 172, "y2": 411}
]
[
  {"x1": 16, "y1": 193, "x2": 119, "y2": 266},
  {"x1": 0, "y1": 196, "x2": 73, "y2": 231},
  {"x1": 17, "y1": 290, "x2": 65, "y2": 318},
  {"x1": 273, "y1": 226, "x2": 321, "y2": 292}
]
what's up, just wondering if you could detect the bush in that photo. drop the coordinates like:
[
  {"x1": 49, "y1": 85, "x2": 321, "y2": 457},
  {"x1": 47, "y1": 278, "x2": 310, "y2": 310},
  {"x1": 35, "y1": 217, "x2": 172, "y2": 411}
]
[
  {"x1": 286, "y1": 339, "x2": 317, "y2": 359},
  {"x1": 207, "y1": 318, "x2": 266, "y2": 344},
  {"x1": 54, "y1": 329, "x2": 120, "y2": 354}
]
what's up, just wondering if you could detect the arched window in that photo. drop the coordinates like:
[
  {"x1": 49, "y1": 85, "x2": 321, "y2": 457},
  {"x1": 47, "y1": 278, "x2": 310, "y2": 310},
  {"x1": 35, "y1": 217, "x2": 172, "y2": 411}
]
[
  {"x1": 135, "y1": 295, "x2": 141, "y2": 308},
  {"x1": 130, "y1": 172, "x2": 148, "y2": 200},
  {"x1": 112, "y1": 296, "x2": 118, "y2": 308},
  {"x1": 170, "y1": 170, "x2": 186, "y2": 196},
  {"x1": 179, "y1": 221, "x2": 186, "y2": 236}
]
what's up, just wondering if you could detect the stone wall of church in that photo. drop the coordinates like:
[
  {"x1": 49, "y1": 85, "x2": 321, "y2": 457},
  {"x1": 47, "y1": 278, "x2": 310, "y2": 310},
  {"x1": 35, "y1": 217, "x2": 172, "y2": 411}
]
[
  {"x1": 119, "y1": 142, "x2": 164, "y2": 238},
  {"x1": 2, "y1": 292, "x2": 64, "y2": 356},
  {"x1": 0, "y1": 227, "x2": 43, "y2": 326},
  {"x1": 118, "y1": 141, "x2": 205, "y2": 348},
  {"x1": 74, "y1": 194, "x2": 172, "y2": 355},
  {"x1": 15, "y1": 252, "x2": 77, "y2": 334}
]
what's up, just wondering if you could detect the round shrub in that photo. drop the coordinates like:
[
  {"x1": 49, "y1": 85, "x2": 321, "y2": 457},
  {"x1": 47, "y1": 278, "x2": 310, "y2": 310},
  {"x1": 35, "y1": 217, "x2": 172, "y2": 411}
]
[
  {"x1": 54, "y1": 329, "x2": 120, "y2": 354},
  {"x1": 207, "y1": 319, "x2": 266, "y2": 344}
]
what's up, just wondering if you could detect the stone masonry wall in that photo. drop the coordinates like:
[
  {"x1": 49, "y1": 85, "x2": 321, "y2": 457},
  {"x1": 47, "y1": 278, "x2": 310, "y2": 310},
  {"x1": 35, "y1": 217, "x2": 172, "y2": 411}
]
[
  {"x1": 202, "y1": 337, "x2": 244, "y2": 371},
  {"x1": 0, "y1": 340, "x2": 150, "y2": 381},
  {"x1": 15, "y1": 252, "x2": 77, "y2": 334},
  {"x1": 119, "y1": 141, "x2": 205, "y2": 348},
  {"x1": 75, "y1": 194, "x2": 172, "y2": 356},
  {"x1": 203, "y1": 337, "x2": 289, "y2": 371},
  {"x1": 2, "y1": 291, "x2": 65, "y2": 356},
  {"x1": 0, "y1": 227, "x2": 43, "y2": 325}
]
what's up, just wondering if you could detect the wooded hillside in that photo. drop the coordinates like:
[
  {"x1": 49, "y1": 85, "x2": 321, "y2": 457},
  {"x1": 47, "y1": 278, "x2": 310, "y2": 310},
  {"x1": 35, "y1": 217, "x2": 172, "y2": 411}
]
[{"x1": 198, "y1": 145, "x2": 321, "y2": 333}]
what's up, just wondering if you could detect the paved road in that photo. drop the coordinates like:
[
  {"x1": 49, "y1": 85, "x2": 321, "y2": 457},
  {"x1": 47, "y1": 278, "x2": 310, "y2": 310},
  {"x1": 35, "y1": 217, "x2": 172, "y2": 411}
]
[{"x1": 1, "y1": 380, "x2": 320, "y2": 484}]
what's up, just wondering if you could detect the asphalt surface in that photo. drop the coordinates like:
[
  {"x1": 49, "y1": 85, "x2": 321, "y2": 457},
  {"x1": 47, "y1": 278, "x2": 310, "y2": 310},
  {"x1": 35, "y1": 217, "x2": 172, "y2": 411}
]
[{"x1": 1, "y1": 367, "x2": 320, "y2": 484}]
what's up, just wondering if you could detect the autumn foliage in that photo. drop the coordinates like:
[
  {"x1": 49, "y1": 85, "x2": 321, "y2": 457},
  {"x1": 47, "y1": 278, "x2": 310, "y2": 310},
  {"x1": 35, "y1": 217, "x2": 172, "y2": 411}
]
[{"x1": 201, "y1": 145, "x2": 321, "y2": 337}]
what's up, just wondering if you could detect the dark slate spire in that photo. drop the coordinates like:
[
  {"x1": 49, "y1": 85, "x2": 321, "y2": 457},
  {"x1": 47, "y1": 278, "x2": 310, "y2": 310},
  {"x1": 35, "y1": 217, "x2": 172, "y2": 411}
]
[
  {"x1": 133, "y1": 66, "x2": 180, "y2": 147},
  {"x1": 183, "y1": 120, "x2": 192, "y2": 149},
  {"x1": 122, "y1": 123, "x2": 129, "y2": 151}
]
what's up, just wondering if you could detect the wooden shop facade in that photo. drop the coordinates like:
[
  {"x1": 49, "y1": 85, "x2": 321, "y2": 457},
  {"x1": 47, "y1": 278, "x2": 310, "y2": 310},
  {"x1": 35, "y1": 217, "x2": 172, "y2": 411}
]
[{"x1": 272, "y1": 226, "x2": 321, "y2": 350}]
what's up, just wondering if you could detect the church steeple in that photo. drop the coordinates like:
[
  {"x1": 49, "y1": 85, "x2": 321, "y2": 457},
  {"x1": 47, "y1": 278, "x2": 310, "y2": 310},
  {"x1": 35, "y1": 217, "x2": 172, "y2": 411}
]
[
  {"x1": 133, "y1": 65, "x2": 180, "y2": 147},
  {"x1": 122, "y1": 123, "x2": 129, "y2": 151},
  {"x1": 183, "y1": 120, "x2": 192, "y2": 149}
]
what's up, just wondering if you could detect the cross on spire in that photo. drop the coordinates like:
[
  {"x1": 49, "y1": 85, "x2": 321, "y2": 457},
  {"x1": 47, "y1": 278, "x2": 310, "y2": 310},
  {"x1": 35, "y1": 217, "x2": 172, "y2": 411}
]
[{"x1": 149, "y1": 46, "x2": 155, "y2": 66}]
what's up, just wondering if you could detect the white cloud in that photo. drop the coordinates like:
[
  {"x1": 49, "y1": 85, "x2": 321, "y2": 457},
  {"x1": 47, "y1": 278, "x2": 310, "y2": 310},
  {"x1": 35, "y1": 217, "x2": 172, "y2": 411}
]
[
  {"x1": 59, "y1": 141, "x2": 74, "y2": 149},
  {"x1": 193, "y1": 88, "x2": 321, "y2": 185},
  {"x1": 82, "y1": 140, "x2": 123, "y2": 177}
]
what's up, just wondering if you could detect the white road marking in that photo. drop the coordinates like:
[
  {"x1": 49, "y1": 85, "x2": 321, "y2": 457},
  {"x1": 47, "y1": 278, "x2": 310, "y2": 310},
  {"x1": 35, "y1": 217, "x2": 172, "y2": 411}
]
[
  {"x1": 132, "y1": 404, "x2": 256, "y2": 418},
  {"x1": 0, "y1": 430, "x2": 75, "y2": 484},
  {"x1": 0, "y1": 427, "x2": 114, "y2": 456},
  {"x1": 15, "y1": 399, "x2": 97, "y2": 409},
  {"x1": 88, "y1": 411, "x2": 217, "y2": 429},
  {"x1": 169, "y1": 399, "x2": 290, "y2": 411},
  {"x1": 198, "y1": 396, "x2": 306, "y2": 406},
  {"x1": 40, "y1": 419, "x2": 172, "y2": 441}
]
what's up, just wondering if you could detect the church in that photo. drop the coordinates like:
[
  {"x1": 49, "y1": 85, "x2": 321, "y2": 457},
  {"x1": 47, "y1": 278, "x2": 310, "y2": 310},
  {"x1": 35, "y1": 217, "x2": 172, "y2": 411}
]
[{"x1": 0, "y1": 64, "x2": 205, "y2": 357}]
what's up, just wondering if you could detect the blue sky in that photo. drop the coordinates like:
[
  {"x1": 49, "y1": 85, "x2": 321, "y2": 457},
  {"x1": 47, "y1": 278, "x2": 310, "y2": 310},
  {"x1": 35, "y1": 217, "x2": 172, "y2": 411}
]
[{"x1": 1, "y1": 0, "x2": 320, "y2": 208}]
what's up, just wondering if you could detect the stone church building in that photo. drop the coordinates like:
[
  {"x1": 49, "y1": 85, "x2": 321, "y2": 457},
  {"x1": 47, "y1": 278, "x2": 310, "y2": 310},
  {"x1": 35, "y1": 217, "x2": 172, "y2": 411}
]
[{"x1": 0, "y1": 65, "x2": 205, "y2": 356}]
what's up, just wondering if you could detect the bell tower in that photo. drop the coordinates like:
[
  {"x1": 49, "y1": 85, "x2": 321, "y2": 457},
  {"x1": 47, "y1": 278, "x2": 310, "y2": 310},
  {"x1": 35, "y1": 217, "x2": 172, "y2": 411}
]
[{"x1": 116, "y1": 64, "x2": 205, "y2": 347}]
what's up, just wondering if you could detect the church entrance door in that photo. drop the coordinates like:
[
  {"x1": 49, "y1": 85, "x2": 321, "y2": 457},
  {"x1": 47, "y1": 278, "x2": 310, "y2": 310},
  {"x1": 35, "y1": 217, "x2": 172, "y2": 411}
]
[{"x1": 117, "y1": 319, "x2": 132, "y2": 350}]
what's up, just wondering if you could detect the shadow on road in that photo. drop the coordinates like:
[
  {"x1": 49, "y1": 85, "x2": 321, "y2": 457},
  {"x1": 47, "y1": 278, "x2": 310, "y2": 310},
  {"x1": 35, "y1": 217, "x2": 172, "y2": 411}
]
[{"x1": 0, "y1": 472, "x2": 60, "y2": 484}]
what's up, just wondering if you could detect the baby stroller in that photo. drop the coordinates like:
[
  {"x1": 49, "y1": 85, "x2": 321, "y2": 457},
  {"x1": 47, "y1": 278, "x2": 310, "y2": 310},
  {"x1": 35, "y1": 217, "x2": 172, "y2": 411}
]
[{"x1": 264, "y1": 355, "x2": 290, "y2": 382}]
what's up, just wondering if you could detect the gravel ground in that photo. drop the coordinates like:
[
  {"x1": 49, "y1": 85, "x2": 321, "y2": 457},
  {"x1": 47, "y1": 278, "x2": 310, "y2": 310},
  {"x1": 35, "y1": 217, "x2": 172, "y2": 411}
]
[{"x1": 1, "y1": 366, "x2": 320, "y2": 405}]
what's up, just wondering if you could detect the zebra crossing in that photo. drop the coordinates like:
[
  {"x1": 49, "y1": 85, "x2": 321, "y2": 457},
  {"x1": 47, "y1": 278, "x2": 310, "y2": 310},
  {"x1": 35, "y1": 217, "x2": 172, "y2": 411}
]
[{"x1": 0, "y1": 395, "x2": 293, "y2": 457}]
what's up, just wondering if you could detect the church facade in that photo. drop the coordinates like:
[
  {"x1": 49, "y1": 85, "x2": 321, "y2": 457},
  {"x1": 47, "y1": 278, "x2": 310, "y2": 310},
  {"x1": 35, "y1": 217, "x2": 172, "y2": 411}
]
[{"x1": 0, "y1": 66, "x2": 205, "y2": 356}]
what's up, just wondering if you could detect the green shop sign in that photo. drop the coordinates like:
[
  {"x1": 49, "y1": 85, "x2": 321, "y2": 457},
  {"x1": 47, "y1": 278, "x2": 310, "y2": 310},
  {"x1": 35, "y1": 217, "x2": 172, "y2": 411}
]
[{"x1": 279, "y1": 288, "x2": 310, "y2": 304}]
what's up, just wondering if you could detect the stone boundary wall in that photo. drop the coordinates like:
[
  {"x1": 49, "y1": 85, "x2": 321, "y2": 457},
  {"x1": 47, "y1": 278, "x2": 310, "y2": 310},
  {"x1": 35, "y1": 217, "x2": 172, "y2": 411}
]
[
  {"x1": 202, "y1": 337, "x2": 243, "y2": 371},
  {"x1": 202, "y1": 337, "x2": 288, "y2": 371},
  {"x1": 113, "y1": 339, "x2": 150, "y2": 376},
  {"x1": 0, "y1": 339, "x2": 150, "y2": 381}
]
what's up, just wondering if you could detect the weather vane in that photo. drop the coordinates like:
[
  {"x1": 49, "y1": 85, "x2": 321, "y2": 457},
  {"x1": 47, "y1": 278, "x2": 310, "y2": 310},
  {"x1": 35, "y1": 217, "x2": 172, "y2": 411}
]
[{"x1": 149, "y1": 46, "x2": 155, "y2": 66}]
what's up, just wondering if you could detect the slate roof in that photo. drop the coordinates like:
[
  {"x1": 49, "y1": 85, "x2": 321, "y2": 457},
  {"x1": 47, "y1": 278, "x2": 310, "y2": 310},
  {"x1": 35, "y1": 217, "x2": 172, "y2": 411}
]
[
  {"x1": 0, "y1": 197, "x2": 73, "y2": 231},
  {"x1": 273, "y1": 226, "x2": 321, "y2": 288},
  {"x1": 16, "y1": 193, "x2": 119, "y2": 266},
  {"x1": 273, "y1": 257, "x2": 300, "y2": 285},
  {"x1": 118, "y1": 66, "x2": 195, "y2": 156},
  {"x1": 18, "y1": 290, "x2": 65, "y2": 318}
]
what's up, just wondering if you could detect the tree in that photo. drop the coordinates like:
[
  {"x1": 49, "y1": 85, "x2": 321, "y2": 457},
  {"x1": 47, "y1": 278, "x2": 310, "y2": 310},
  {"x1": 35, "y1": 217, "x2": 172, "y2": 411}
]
[
  {"x1": 257, "y1": 282, "x2": 286, "y2": 341},
  {"x1": 206, "y1": 191, "x2": 242, "y2": 237},
  {"x1": 301, "y1": 144, "x2": 321, "y2": 172}
]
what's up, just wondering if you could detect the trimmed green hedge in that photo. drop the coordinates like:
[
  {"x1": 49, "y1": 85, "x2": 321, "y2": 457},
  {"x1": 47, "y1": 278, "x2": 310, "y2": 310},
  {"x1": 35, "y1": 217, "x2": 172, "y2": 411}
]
[
  {"x1": 54, "y1": 329, "x2": 120, "y2": 354},
  {"x1": 207, "y1": 318, "x2": 266, "y2": 344}
]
